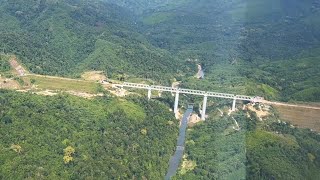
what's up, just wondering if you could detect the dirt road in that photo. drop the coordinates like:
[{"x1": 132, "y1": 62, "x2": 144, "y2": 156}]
[{"x1": 263, "y1": 100, "x2": 320, "y2": 110}]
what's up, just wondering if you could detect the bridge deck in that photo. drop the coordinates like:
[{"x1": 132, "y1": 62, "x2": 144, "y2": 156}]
[{"x1": 113, "y1": 82, "x2": 257, "y2": 102}]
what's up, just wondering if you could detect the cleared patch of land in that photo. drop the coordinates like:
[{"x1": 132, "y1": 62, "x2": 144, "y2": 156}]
[
  {"x1": 9, "y1": 56, "x2": 28, "y2": 76},
  {"x1": 0, "y1": 77, "x2": 20, "y2": 89},
  {"x1": 188, "y1": 114, "x2": 201, "y2": 126},
  {"x1": 265, "y1": 101, "x2": 320, "y2": 110},
  {"x1": 275, "y1": 105, "x2": 320, "y2": 132},
  {"x1": 81, "y1": 71, "x2": 106, "y2": 82},
  {"x1": 25, "y1": 74, "x2": 99, "y2": 94}
]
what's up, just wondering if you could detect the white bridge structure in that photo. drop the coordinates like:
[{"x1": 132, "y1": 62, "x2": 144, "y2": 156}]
[{"x1": 113, "y1": 82, "x2": 263, "y2": 120}]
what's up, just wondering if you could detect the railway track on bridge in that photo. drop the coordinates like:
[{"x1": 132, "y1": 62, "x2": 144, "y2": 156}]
[
  {"x1": 110, "y1": 82, "x2": 262, "y2": 120},
  {"x1": 106, "y1": 81, "x2": 320, "y2": 120}
]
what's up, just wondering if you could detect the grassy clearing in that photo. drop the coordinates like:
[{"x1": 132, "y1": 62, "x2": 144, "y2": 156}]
[
  {"x1": 81, "y1": 71, "x2": 106, "y2": 81},
  {"x1": 275, "y1": 105, "x2": 320, "y2": 132},
  {"x1": 26, "y1": 75, "x2": 99, "y2": 93}
]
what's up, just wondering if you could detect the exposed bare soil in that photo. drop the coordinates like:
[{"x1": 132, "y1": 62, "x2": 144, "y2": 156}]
[
  {"x1": 103, "y1": 84, "x2": 131, "y2": 97},
  {"x1": 188, "y1": 114, "x2": 201, "y2": 126},
  {"x1": 0, "y1": 77, "x2": 20, "y2": 89},
  {"x1": 9, "y1": 56, "x2": 28, "y2": 76},
  {"x1": 275, "y1": 105, "x2": 320, "y2": 132},
  {"x1": 247, "y1": 104, "x2": 270, "y2": 120},
  {"x1": 264, "y1": 100, "x2": 320, "y2": 110},
  {"x1": 81, "y1": 71, "x2": 106, "y2": 82}
]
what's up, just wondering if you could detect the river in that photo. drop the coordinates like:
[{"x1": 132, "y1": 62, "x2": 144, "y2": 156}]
[{"x1": 165, "y1": 105, "x2": 193, "y2": 179}]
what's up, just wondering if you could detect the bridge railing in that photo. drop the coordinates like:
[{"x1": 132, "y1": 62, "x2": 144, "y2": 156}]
[
  {"x1": 179, "y1": 88, "x2": 206, "y2": 95},
  {"x1": 151, "y1": 85, "x2": 177, "y2": 92},
  {"x1": 207, "y1": 92, "x2": 235, "y2": 99},
  {"x1": 115, "y1": 82, "x2": 255, "y2": 101},
  {"x1": 122, "y1": 82, "x2": 150, "y2": 89},
  {"x1": 235, "y1": 95, "x2": 253, "y2": 101}
]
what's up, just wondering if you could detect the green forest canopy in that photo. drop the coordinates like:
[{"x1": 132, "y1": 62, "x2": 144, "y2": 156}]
[
  {"x1": 0, "y1": 0, "x2": 319, "y2": 101},
  {"x1": 0, "y1": 90, "x2": 178, "y2": 179}
]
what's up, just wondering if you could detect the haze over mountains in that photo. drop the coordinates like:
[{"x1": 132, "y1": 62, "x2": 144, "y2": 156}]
[
  {"x1": 1, "y1": 0, "x2": 319, "y2": 101},
  {"x1": 107, "y1": 0, "x2": 320, "y2": 102}
]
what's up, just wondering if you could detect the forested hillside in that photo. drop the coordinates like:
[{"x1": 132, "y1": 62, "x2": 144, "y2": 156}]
[
  {"x1": 1, "y1": 0, "x2": 319, "y2": 100},
  {"x1": 103, "y1": 0, "x2": 190, "y2": 14},
  {"x1": 174, "y1": 108, "x2": 320, "y2": 179},
  {"x1": 0, "y1": 90, "x2": 178, "y2": 179},
  {"x1": 1, "y1": 1, "x2": 320, "y2": 179},
  {"x1": 136, "y1": 0, "x2": 320, "y2": 102},
  {"x1": 0, "y1": 0, "x2": 183, "y2": 83}
]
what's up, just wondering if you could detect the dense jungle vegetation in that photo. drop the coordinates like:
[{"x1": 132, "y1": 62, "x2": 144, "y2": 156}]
[
  {"x1": 135, "y1": 0, "x2": 320, "y2": 102},
  {"x1": 0, "y1": 0, "x2": 320, "y2": 179},
  {"x1": 0, "y1": 90, "x2": 178, "y2": 179},
  {"x1": 172, "y1": 107, "x2": 320, "y2": 179},
  {"x1": 0, "y1": 0, "x2": 184, "y2": 83},
  {"x1": 0, "y1": 0, "x2": 319, "y2": 101}
]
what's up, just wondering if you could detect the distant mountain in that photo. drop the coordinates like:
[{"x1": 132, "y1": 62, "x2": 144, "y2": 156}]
[
  {"x1": 102, "y1": 0, "x2": 190, "y2": 14},
  {"x1": 0, "y1": 0, "x2": 319, "y2": 100},
  {"x1": 138, "y1": 0, "x2": 320, "y2": 101},
  {"x1": 0, "y1": 0, "x2": 183, "y2": 82},
  {"x1": 1, "y1": 1, "x2": 320, "y2": 179},
  {"x1": 140, "y1": 0, "x2": 320, "y2": 58}
]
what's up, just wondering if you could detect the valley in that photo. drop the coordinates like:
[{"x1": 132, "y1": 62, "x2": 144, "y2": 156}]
[
  {"x1": 0, "y1": 0, "x2": 320, "y2": 179},
  {"x1": 2, "y1": 54, "x2": 319, "y2": 131},
  {"x1": 2, "y1": 55, "x2": 320, "y2": 179}
]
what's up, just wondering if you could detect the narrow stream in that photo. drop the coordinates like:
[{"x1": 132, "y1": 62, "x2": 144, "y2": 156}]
[{"x1": 165, "y1": 105, "x2": 193, "y2": 179}]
